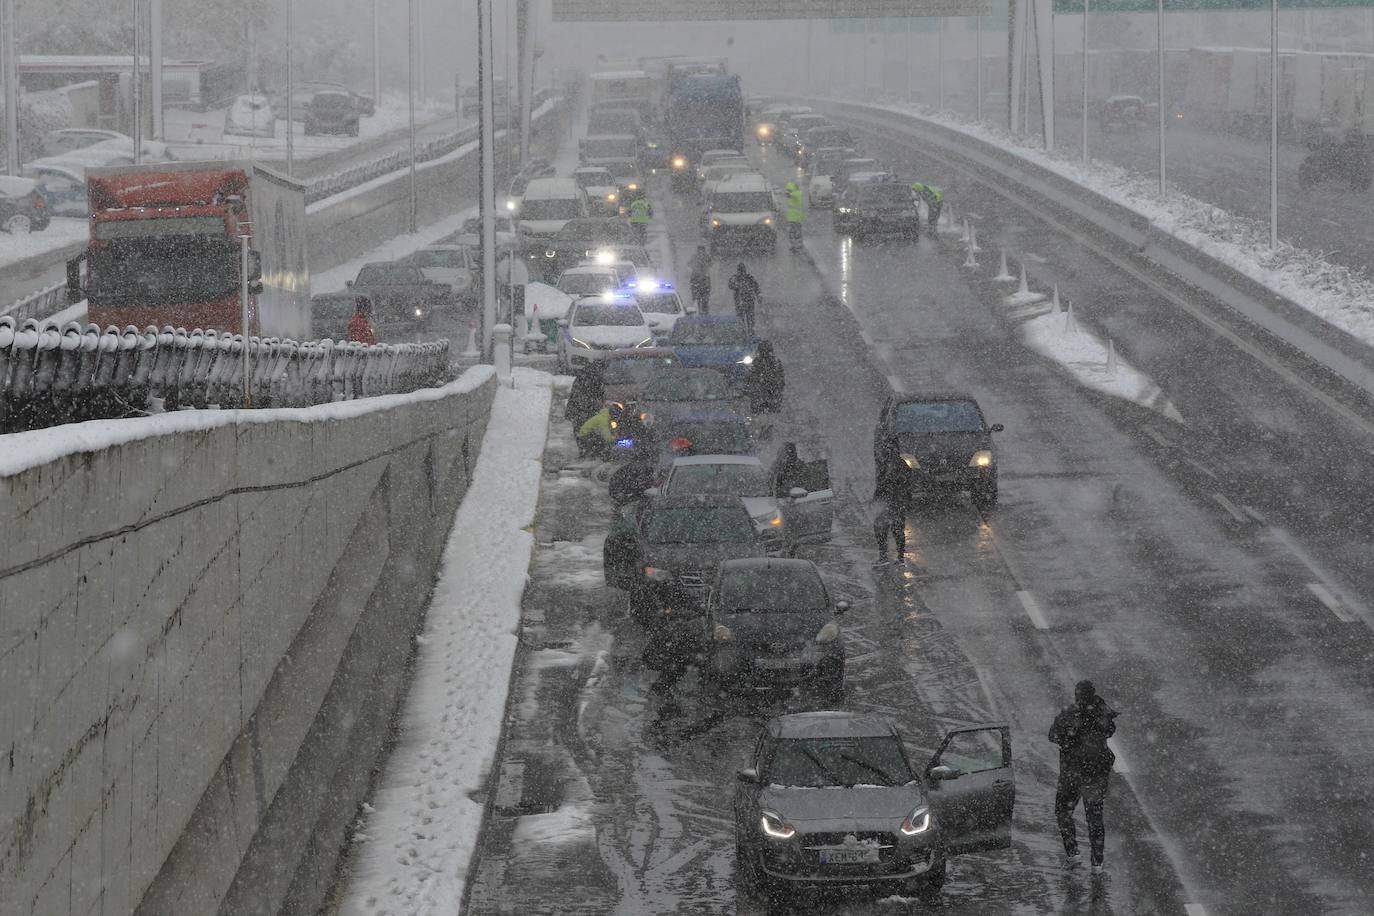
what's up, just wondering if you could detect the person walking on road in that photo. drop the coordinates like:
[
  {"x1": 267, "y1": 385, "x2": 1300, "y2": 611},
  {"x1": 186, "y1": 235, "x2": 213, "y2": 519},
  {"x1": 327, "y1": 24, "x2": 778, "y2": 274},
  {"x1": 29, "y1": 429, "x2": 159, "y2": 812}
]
[
  {"x1": 727, "y1": 263, "x2": 761, "y2": 333},
  {"x1": 628, "y1": 196, "x2": 652, "y2": 245},
  {"x1": 871, "y1": 448, "x2": 915, "y2": 566},
  {"x1": 784, "y1": 181, "x2": 805, "y2": 252},
  {"x1": 347, "y1": 296, "x2": 377, "y2": 345},
  {"x1": 1049, "y1": 680, "x2": 1118, "y2": 873},
  {"x1": 688, "y1": 244, "x2": 712, "y2": 313},
  {"x1": 910, "y1": 181, "x2": 943, "y2": 232}
]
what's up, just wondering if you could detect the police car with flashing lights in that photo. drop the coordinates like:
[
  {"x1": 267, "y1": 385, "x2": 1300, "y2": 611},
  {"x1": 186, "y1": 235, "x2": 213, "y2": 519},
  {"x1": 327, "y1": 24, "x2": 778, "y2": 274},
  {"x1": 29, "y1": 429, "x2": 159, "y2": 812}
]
[
  {"x1": 624, "y1": 278, "x2": 690, "y2": 341},
  {"x1": 556, "y1": 294, "x2": 659, "y2": 372}
]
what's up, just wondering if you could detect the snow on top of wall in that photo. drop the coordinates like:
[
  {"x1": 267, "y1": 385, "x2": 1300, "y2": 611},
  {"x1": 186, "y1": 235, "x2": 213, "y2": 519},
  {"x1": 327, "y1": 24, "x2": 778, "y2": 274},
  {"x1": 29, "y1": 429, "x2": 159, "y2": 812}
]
[
  {"x1": 860, "y1": 100, "x2": 1374, "y2": 351},
  {"x1": 0, "y1": 365, "x2": 495, "y2": 479}
]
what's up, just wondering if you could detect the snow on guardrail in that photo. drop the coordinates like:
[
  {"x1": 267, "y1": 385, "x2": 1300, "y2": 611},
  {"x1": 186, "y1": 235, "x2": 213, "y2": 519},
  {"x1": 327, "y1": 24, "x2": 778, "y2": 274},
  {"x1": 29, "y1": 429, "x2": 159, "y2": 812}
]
[{"x1": 0, "y1": 316, "x2": 450, "y2": 434}]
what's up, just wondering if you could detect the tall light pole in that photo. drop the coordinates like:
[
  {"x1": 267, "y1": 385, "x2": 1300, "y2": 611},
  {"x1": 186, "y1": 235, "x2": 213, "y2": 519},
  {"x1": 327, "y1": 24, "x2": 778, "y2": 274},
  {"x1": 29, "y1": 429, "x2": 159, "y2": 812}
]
[
  {"x1": 132, "y1": 0, "x2": 143, "y2": 163},
  {"x1": 407, "y1": 0, "x2": 418, "y2": 233},
  {"x1": 1269, "y1": 0, "x2": 1278, "y2": 248},
  {"x1": 478, "y1": 0, "x2": 497, "y2": 359},
  {"x1": 1157, "y1": 0, "x2": 1166, "y2": 197},
  {"x1": 372, "y1": 0, "x2": 381, "y2": 113},
  {"x1": 1081, "y1": 0, "x2": 1088, "y2": 164},
  {"x1": 150, "y1": 0, "x2": 163, "y2": 139},
  {"x1": 976, "y1": 10, "x2": 983, "y2": 122},
  {"x1": 285, "y1": 0, "x2": 294, "y2": 176},
  {"x1": 2, "y1": 0, "x2": 19, "y2": 175}
]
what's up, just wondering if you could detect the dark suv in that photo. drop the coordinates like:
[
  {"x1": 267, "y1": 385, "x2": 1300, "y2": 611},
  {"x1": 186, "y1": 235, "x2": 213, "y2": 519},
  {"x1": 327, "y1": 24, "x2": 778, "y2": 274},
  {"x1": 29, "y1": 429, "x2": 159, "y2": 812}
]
[
  {"x1": 733, "y1": 712, "x2": 1016, "y2": 903},
  {"x1": 874, "y1": 394, "x2": 1003, "y2": 507},
  {"x1": 304, "y1": 89, "x2": 361, "y2": 136},
  {"x1": 834, "y1": 179, "x2": 921, "y2": 239}
]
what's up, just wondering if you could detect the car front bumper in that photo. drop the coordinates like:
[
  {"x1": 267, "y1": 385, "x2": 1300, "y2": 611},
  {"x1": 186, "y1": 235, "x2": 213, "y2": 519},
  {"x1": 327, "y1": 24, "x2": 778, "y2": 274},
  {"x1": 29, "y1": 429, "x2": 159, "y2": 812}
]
[
  {"x1": 910, "y1": 466, "x2": 996, "y2": 493},
  {"x1": 758, "y1": 841, "x2": 937, "y2": 888},
  {"x1": 710, "y1": 646, "x2": 840, "y2": 690}
]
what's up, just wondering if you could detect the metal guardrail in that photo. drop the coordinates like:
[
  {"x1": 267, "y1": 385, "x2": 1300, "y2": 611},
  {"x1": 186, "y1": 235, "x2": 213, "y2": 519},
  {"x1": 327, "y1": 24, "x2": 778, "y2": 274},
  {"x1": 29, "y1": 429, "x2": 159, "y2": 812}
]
[
  {"x1": 301, "y1": 95, "x2": 563, "y2": 204},
  {"x1": 0, "y1": 317, "x2": 451, "y2": 434},
  {"x1": 5, "y1": 282, "x2": 68, "y2": 325}
]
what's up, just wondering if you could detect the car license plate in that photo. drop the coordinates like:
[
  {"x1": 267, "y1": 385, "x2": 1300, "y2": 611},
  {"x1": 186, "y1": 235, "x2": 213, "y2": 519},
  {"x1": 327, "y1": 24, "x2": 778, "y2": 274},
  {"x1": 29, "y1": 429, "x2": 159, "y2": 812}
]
[
  {"x1": 756, "y1": 657, "x2": 800, "y2": 669},
  {"x1": 819, "y1": 847, "x2": 879, "y2": 865}
]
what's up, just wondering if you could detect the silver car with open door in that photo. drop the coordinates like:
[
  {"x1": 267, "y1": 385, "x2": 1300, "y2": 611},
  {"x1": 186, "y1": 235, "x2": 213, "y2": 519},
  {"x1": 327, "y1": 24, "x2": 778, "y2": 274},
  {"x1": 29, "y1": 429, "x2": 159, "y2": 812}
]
[{"x1": 733, "y1": 712, "x2": 1014, "y2": 904}]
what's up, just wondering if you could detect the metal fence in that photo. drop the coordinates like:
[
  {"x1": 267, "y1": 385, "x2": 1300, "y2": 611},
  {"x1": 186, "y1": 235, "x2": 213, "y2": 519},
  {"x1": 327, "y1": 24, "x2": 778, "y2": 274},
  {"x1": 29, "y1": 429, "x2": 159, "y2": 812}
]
[
  {"x1": 0, "y1": 317, "x2": 451, "y2": 434},
  {"x1": 4, "y1": 282, "x2": 68, "y2": 325}
]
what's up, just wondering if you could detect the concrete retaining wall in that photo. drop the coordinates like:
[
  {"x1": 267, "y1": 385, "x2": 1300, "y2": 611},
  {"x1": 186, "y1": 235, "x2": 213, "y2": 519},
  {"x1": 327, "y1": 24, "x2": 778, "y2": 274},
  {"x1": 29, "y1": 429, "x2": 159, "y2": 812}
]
[{"x1": 0, "y1": 366, "x2": 500, "y2": 916}]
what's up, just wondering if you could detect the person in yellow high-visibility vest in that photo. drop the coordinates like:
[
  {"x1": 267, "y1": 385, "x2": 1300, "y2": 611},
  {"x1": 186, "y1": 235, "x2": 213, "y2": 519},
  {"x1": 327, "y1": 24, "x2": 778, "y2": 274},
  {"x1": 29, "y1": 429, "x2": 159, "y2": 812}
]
[
  {"x1": 628, "y1": 196, "x2": 652, "y2": 245},
  {"x1": 784, "y1": 181, "x2": 804, "y2": 251},
  {"x1": 578, "y1": 403, "x2": 620, "y2": 458},
  {"x1": 910, "y1": 181, "x2": 943, "y2": 232}
]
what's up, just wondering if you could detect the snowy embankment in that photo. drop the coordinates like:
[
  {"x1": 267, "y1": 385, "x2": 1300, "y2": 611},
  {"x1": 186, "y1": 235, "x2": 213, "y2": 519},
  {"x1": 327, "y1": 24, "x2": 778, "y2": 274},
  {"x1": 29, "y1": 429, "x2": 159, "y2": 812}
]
[
  {"x1": 852, "y1": 99, "x2": 1374, "y2": 350},
  {"x1": 0, "y1": 217, "x2": 88, "y2": 271},
  {"x1": 340, "y1": 367, "x2": 552, "y2": 916}
]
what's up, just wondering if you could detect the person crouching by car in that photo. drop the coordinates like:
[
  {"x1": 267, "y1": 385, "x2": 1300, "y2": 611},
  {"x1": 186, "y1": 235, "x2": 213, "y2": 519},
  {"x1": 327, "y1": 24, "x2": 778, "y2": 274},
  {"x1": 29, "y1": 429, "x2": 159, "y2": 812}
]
[{"x1": 578, "y1": 402, "x2": 625, "y2": 459}]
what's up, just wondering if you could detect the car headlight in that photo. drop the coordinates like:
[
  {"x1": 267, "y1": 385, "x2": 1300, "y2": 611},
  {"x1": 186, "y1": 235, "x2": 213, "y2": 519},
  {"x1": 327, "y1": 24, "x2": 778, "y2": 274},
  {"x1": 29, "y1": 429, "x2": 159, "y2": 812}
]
[
  {"x1": 644, "y1": 566, "x2": 672, "y2": 583},
  {"x1": 901, "y1": 453, "x2": 919, "y2": 469},
  {"x1": 755, "y1": 510, "x2": 783, "y2": 529},
  {"x1": 571, "y1": 337, "x2": 593, "y2": 349},
  {"x1": 899, "y1": 805, "x2": 932, "y2": 836},
  {"x1": 647, "y1": 141, "x2": 659, "y2": 149},
  {"x1": 760, "y1": 810, "x2": 795, "y2": 840},
  {"x1": 969, "y1": 449, "x2": 994, "y2": 468},
  {"x1": 413, "y1": 307, "x2": 423, "y2": 318},
  {"x1": 836, "y1": 206, "x2": 851, "y2": 214},
  {"x1": 627, "y1": 182, "x2": 639, "y2": 191},
  {"x1": 672, "y1": 155, "x2": 687, "y2": 170},
  {"x1": 635, "y1": 337, "x2": 655, "y2": 348},
  {"x1": 711, "y1": 218, "x2": 722, "y2": 228},
  {"x1": 815, "y1": 621, "x2": 839, "y2": 644},
  {"x1": 757, "y1": 125, "x2": 771, "y2": 137},
  {"x1": 761, "y1": 216, "x2": 773, "y2": 225},
  {"x1": 544, "y1": 249, "x2": 556, "y2": 258},
  {"x1": 737, "y1": 354, "x2": 754, "y2": 365},
  {"x1": 607, "y1": 192, "x2": 617, "y2": 201}
]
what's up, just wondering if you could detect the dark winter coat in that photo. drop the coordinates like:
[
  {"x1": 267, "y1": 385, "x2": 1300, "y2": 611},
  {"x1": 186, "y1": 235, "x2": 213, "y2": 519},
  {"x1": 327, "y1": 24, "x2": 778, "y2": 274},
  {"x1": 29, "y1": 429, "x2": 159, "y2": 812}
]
[
  {"x1": 564, "y1": 364, "x2": 606, "y2": 428},
  {"x1": 747, "y1": 346, "x2": 784, "y2": 411},
  {"x1": 1049, "y1": 697, "x2": 1118, "y2": 777},
  {"x1": 872, "y1": 453, "x2": 916, "y2": 515},
  {"x1": 728, "y1": 270, "x2": 761, "y2": 308}
]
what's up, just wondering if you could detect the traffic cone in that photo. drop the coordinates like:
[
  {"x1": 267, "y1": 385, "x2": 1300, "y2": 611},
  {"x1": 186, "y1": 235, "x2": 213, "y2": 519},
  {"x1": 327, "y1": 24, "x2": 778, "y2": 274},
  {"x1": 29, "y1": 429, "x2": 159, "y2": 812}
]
[
  {"x1": 1065, "y1": 302, "x2": 1077, "y2": 334},
  {"x1": 1017, "y1": 263, "x2": 1030, "y2": 296},
  {"x1": 962, "y1": 244, "x2": 980, "y2": 269},
  {"x1": 993, "y1": 249, "x2": 1014, "y2": 282},
  {"x1": 959, "y1": 218, "x2": 970, "y2": 243},
  {"x1": 1107, "y1": 339, "x2": 1117, "y2": 374},
  {"x1": 462, "y1": 322, "x2": 479, "y2": 357},
  {"x1": 968, "y1": 224, "x2": 982, "y2": 253},
  {"x1": 1052, "y1": 284, "x2": 1062, "y2": 311}
]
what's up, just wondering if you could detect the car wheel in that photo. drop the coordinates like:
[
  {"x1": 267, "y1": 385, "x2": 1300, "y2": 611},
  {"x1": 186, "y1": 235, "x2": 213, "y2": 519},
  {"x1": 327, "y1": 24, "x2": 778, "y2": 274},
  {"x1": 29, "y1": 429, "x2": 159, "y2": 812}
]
[
  {"x1": 735, "y1": 842, "x2": 767, "y2": 900},
  {"x1": 3, "y1": 213, "x2": 32, "y2": 234},
  {"x1": 910, "y1": 855, "x2": 947, "y2": 900}
]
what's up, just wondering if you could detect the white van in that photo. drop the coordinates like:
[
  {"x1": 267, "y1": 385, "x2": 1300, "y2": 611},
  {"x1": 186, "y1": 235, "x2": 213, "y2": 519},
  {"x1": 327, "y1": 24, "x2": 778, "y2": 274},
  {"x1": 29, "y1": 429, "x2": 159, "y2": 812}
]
[
  {"x1": 701, "y1": 173, "x2": 778, "y2": 254},
  {"x1": 517, "y1": 177, "x2": 590, "y2": 248}
]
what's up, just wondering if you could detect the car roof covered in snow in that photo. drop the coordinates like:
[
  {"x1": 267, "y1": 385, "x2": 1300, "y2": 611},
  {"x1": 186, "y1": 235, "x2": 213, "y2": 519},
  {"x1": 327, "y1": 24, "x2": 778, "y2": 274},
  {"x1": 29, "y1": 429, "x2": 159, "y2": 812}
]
[{"x1": 768, "y1": 710, "x2": 897, "y2": 740}]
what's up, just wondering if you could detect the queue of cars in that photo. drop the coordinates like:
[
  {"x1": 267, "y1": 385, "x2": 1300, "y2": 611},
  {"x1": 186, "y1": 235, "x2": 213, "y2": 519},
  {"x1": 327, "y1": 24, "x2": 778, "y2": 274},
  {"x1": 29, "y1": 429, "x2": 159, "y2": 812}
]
[{"x1": 571, "y1": 96, "x2": 1019, "y2": 907}]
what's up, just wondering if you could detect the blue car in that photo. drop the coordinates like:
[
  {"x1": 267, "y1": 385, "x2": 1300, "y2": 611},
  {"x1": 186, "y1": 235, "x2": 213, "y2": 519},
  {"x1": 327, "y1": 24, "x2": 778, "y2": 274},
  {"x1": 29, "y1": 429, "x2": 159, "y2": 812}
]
[{"x1": 666, "y1": 315, "x2": 758, "y2": 386}]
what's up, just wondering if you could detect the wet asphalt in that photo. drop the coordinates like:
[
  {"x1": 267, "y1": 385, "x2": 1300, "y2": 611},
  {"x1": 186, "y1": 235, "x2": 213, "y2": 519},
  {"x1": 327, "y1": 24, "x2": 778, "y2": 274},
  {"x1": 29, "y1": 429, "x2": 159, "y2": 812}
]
[{"x1": 463, "y1": 134, "x2": 1374, "y2": 916}]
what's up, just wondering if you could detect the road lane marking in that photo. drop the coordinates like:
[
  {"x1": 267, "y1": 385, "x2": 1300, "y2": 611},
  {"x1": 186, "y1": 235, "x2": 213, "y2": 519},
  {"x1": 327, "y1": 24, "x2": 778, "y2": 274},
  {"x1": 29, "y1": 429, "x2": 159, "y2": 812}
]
[
  {"x1": 1307, "y1": 582, "x2": 1357, "y2": 623},
  {"x1": 1182, "y1": 456, "x2": 1218, "y2": 479},
  {"x1": 1243, "y1": 505, "x2": 1266, "y2": 523},
  {"x1": 1108, "y1": 738, "x2": 1130, "y2": 773},
  {"x1": 1143, "y1": 427, "x2": 1172, "y2": 447},
  {"x1": 1268, "y1": 526, "x2": 1371, "y2": 628},
  {"x1": 1016, "y1": 590, "x2": 1050, "y2": 630},
  {"x1": 887, "y1": 373, "x2": 905, "y2": 393},
  {"x1": 1185, "y1": 905, "x2": 1212, "y2": 916},
  {"x1": 1211, "y1": 493, "x2": 1248, "y2": 523}
]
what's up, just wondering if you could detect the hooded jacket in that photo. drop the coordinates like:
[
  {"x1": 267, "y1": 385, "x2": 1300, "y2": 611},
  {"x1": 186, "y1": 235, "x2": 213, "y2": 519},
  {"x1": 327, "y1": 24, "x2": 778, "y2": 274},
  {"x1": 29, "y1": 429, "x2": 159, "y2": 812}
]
[{"x1": 1049, "y1": 696, "x2": 1118, "y2": 777}]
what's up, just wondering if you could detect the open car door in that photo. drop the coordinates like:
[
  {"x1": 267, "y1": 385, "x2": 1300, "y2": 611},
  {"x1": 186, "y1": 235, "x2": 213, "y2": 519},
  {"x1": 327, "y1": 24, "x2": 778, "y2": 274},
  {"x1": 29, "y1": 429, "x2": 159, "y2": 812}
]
[
  {"x1": 925, "y1": 724, "x2": 1015, "y2": 855},
  {"x1": 779, "y1": 458, "x2": 834, "y2": 545}
]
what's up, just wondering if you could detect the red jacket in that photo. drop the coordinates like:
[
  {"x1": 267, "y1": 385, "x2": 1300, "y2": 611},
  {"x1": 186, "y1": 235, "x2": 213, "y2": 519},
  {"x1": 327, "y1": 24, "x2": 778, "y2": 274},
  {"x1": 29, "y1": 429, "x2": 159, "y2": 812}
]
[{"x1": 347, "y1": 313, "x2": 377, "y2": 345}]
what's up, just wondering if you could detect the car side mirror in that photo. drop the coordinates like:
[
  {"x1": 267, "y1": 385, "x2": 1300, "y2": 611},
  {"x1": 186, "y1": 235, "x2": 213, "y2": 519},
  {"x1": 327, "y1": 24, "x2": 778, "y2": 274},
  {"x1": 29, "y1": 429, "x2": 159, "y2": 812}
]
[
  {"x1": 643, "y1": 487, "x2": 660, "y2": 497},
  {"x1": 248, "y1": 280, "x2": 265, "y2": 295},
  {"x1": 736, "y1": 768, "x2": 760, "y2": 785},
  {"x1": 788, "y1": 487, "x2": 807, "y2": 499},
  {"x1": 646, "y1": 318, "x2": 661, "y2": 329},
  {"x1": 990, "y1": 423, "x2": 1004, "y2": 433},
  {"x1": 557, "y1": 318, "x2": 569, "y2": 327},
  {"x1": 834, "y1": 600, "x2": 851, "y2": 615},
  {"x1": 928, "y1": 764, "x2": 959, "y2": 782}
]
